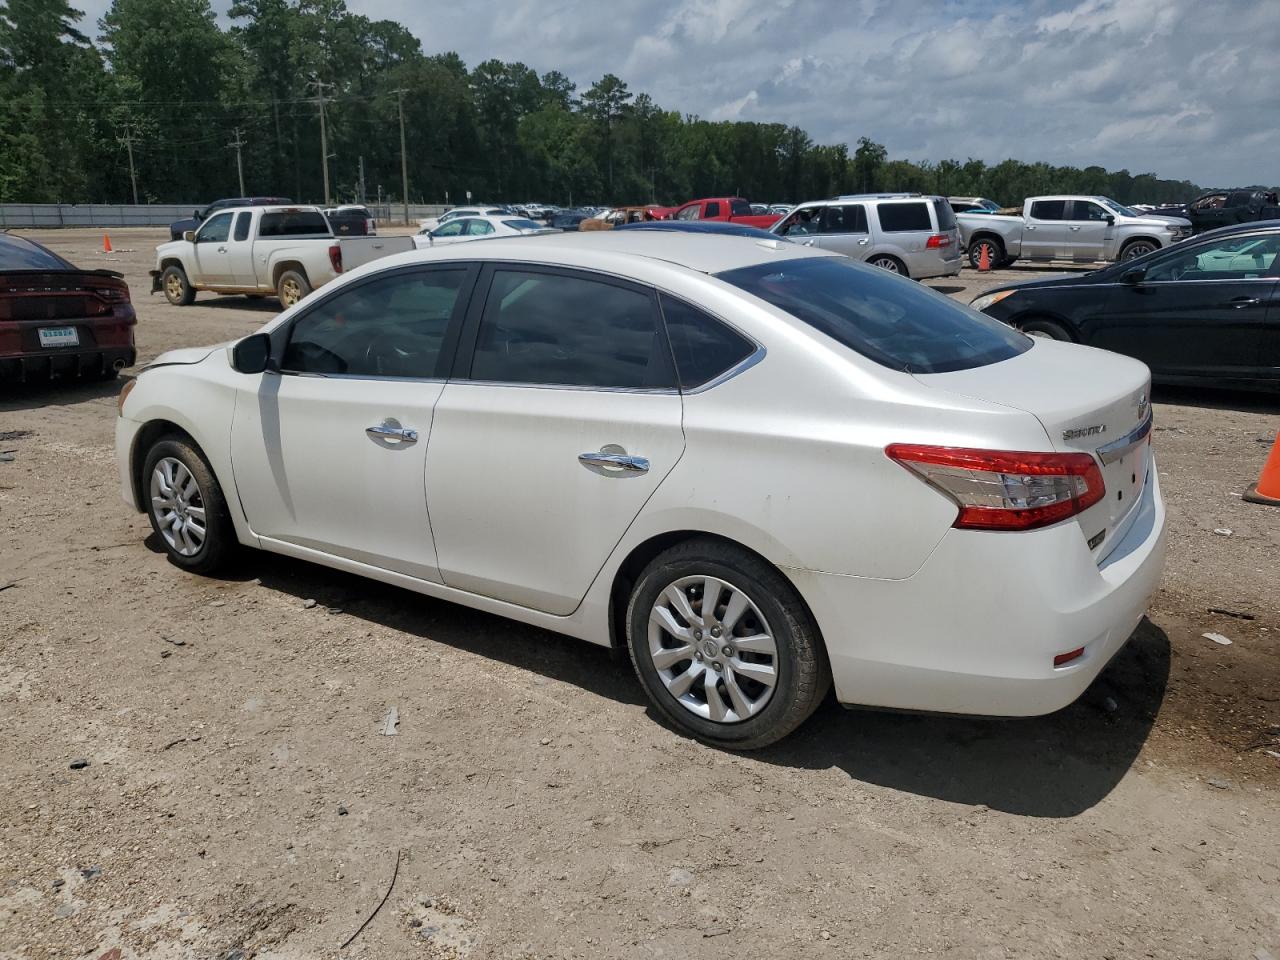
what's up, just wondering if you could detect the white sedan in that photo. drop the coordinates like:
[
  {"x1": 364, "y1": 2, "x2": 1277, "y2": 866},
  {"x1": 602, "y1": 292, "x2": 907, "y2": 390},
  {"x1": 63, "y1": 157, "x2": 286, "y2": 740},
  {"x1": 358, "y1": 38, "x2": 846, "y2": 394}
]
[
  {"x1": 115, "y1": 232, "x2": 1166, "y2": 748},
  {"x1": 413, "y1": 215, "x2": 553, "y2": 249}
]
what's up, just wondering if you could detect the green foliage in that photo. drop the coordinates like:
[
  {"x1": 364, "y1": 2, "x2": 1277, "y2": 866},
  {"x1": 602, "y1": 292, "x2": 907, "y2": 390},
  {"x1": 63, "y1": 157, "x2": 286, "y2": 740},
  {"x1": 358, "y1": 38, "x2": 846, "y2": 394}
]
[{"x1": 0, "y1": 0, "x2": 1212, "y2": 206}]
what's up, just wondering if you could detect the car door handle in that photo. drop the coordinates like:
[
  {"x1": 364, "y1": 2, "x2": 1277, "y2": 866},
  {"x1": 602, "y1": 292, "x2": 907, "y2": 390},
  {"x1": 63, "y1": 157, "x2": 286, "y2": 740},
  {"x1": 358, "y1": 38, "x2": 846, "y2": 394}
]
[
  {"x1": 578, "y1": 451, "x2": 649, "y2": 474},
  {"x1": 857, "y1": 238, "x2": 869, "y2": 245},
  {"x1": 1226, "y1": 297, "x2": 1261, "y2": 309},
  {"x1": 366, "y1": 421, "x2": 418, "y2": 443},
  {"x1": 217, "y1": 245, "x2": 228, "y2": 252},
  {"x1": 1069, "y1": 226, "x2": 1081, "y2": 231}
]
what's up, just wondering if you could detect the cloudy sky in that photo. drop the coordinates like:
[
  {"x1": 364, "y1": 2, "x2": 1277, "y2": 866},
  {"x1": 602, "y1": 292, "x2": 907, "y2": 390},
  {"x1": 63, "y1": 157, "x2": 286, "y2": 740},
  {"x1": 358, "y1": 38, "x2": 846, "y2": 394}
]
[{"x1": 76, "y1": 0, "x2": 1278, "y2": 187}]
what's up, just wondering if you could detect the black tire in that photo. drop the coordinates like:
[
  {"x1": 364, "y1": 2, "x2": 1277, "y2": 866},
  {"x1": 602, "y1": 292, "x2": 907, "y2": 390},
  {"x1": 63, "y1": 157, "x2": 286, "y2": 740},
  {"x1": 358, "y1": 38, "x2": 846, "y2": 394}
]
[
  {"x1": 276, "y1": 269, "x2": 311, "y2": 308},
  {"x1": 998, "y1": 254, "x2": 1018, "y2": 268},
  {"x1": 625, "y1": 538, "x2": 831, "y2": 750},
  {"x1": 1119, "y1": 238, "x2": 1158, "y2": 261},
  {"x1": 1018, "y1": 318, "x2": 1073, "y2": 341},
  {"x1": 968, "y1": 237, "x2": 1004, "y2": 270},
  {"x1": 141, "y1": 437, "x2": 237, "y2": 574},
  {"x1": 161, "y1": 265, "x2": 195, "y2": 306}
]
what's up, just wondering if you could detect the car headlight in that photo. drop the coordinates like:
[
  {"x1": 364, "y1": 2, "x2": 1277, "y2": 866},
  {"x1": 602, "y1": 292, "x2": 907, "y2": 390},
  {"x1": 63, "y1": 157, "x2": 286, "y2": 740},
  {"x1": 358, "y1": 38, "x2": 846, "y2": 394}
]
[
  {"x1": 970, "y1": 289, "x2": 1016, "y2": 312},
  {"x1": 117, "y1": 376, "x2": 137, "y2": 416}
]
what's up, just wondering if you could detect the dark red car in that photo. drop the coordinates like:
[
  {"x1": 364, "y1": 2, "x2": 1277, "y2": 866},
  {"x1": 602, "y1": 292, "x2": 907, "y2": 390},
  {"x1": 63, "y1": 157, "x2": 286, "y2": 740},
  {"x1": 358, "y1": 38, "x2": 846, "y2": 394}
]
[{"x1": 0, "y1": 233, "x2": 136, "y2": 382}]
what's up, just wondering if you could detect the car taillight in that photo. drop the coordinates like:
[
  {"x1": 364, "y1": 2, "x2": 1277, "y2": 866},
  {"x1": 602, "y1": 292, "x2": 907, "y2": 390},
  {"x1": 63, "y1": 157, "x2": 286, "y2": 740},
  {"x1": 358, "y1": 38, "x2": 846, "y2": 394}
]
[
  {"x1": 885, "y1": 444, "x2": 1106, "y2": 531},
  {"x1": 329, "y1": 244, "x2": 343, "y2": 273},
  {"x1": 925, "y1": 234, "x2": 952, "y2": 248}
]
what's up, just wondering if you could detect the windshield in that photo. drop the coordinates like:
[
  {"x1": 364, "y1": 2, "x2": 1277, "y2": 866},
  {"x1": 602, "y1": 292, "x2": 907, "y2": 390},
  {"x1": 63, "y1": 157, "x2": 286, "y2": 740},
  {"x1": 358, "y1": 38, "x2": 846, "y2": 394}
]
[
  {"x1": 1099, "y1": 198, "x2": 1140, "y2": 218},
  {"x1": 716, "y1": 256, "x2": 1030, "y2": 374}
]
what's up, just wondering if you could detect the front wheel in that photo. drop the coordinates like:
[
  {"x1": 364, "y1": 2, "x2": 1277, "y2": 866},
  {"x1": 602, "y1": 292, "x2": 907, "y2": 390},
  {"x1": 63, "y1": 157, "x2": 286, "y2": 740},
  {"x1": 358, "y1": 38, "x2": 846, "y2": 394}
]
[
  {"x1": 162, "y1": 266, "x2": 195, "y2": 306},
  {"x1": 1019, "y1": 318, "x2": 1073, "y2": 341},
  {"x1": 626, "y1": 539, "x2": 831, "y2": 750},
  {"x1": 1120, "y1": 239, "x2": 1158, "y2": 261},
  {"x1": 142, "y1": 437, "x2": 237, "y2": 574}
]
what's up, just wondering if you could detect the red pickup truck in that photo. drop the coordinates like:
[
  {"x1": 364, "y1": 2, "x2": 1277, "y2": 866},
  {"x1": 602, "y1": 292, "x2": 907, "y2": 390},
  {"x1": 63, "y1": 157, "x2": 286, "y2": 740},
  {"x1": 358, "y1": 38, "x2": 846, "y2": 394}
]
[{"x1": 668, "y1": 197, "x2": 781, "y2": 230}]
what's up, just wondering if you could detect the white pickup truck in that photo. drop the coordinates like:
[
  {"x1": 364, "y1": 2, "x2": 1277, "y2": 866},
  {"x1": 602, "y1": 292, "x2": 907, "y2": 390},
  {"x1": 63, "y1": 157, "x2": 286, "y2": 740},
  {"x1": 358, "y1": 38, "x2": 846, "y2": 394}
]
[
  {"x1": 958, "y1": 196, "x2": 1192, "y2": 269},
  {"x1": 150, "y1": 205, "x2": 412, "y2": 308}
]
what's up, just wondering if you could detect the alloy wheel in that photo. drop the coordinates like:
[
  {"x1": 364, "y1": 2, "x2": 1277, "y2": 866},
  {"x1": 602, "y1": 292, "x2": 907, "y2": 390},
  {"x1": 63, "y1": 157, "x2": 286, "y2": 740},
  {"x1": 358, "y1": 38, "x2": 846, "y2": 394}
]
[
  {"x1": 648, "y1": 575, "x2": 778, "y2": 723},
  {"x1": 280, "y1": 277, "x2": 301, "y2": 306},
  {"x1": 870, "y1": 257, "x2": 901, "y2": 273},
  {"x1": 150, "y1": 456, "x2": 207, "y2": 557},
  {"x1": 1123, "y1": 242, "x2": 1155, "y2": 260},
  {"x1": 165, "y1": 273, "x2": 184, "y2": 300}
]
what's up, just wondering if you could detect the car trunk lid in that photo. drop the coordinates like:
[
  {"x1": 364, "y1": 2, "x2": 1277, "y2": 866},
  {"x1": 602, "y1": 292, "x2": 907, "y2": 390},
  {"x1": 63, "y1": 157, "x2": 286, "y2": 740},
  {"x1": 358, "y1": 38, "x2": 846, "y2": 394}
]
[{"x1": 912, "y1": 339, "x2": 1152, "y2": 562}]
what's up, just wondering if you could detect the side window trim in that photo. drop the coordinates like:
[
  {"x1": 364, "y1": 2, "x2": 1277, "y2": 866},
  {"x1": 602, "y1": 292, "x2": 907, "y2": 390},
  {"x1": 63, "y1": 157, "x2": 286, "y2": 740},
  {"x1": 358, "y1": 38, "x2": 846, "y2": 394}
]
[
  {"x1": 449, "y1": 261, "x2": 677, "y2": 393},
  {"x1": 268, "y1": 262, "x2": 480, "y2": 380}
]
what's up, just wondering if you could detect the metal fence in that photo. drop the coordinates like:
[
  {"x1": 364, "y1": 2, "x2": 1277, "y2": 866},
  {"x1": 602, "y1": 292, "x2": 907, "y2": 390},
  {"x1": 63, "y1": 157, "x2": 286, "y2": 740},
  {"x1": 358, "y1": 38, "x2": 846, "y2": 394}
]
[{"x1": 0, "y1": 202, "x2": 452, "y2": 228}]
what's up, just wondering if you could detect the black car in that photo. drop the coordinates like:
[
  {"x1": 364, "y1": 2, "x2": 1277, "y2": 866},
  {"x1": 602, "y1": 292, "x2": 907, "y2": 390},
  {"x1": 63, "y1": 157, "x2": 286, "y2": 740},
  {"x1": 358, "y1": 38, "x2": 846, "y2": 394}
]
[
  {"x1": 1153, "y1": 190, "x2": 1280, "y2": 235},
  {"x1": 168, "y1": 196, "x2": 291, "y2": 241},
  {"x1": 971, "y1": 221, "x2": 1280, "y2": 389},
  {"x1": 549, "y1": 210, "x2": 591, "y2": 231}
]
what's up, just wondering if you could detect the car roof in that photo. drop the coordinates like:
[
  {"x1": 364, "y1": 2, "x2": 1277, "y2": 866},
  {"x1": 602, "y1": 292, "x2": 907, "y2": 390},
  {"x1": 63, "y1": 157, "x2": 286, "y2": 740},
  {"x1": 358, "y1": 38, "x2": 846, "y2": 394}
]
[
  {"x1": 615, "y1": 221, "x2": 781, "y2": 240},
  {"x1": 386, "y1": 228, "x2": 831, "y2": 275}
]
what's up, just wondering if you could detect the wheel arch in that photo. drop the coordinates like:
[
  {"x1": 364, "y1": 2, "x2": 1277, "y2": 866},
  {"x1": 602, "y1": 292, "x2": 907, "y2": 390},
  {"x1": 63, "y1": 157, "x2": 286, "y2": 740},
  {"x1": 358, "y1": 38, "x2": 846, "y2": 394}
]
[
  {"x1": 605, "y1": 530, "x2": 821, "y2": 654},
  {"x1": 1008, "y1": 311, "x2": 1081, "y2": 342},
  {"x1": 272, "y1": 260, "x2": 309, "y2": 287},
  {"x1": 159, "y1": 257, "x2": 186, "y2": 273},
  {"x1": 129, "y1": 419, "x2": 201, "y2": 513},
  {"x1": 1119, "y1": 235, "x2": 1162, "y2": 255}
]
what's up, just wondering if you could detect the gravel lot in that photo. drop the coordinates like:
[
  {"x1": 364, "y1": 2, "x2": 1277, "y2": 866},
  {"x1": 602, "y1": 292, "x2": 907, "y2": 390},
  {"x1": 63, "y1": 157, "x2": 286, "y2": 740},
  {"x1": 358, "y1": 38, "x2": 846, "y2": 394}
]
[{"x1": 2, "y1": 228, "x2": 1278, "y2": 959}]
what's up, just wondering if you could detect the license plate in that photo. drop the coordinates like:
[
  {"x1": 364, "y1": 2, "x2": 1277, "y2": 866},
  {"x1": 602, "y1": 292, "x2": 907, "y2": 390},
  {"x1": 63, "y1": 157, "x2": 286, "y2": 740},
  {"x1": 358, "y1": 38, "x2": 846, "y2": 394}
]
[{"x1": 38, "y1": 326, "x2": 79, "y2": 348}]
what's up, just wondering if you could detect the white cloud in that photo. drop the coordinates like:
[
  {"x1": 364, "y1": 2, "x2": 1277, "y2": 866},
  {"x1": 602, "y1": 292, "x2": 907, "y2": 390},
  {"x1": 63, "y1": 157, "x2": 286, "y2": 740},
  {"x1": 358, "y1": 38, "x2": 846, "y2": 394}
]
[{"x1": 73, "y1": 0, "x2": 1280, "y2": 187}]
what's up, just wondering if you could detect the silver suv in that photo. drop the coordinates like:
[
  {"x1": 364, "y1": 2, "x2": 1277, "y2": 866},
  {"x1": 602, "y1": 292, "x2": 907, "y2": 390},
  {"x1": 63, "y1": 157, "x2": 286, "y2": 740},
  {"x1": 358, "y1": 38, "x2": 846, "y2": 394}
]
[{"x1": 769, "y1": 194, "x2": 962, "y2": 279}]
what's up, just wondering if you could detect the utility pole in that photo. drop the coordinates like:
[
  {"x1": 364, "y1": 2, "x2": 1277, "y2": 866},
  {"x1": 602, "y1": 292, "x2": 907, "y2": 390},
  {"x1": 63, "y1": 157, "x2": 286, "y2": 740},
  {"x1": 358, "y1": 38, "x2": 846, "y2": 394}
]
[
  {"x1": 118, "y1": 125, "x2": 139, "y2": 205},
  {"x1": 394, "y1": 89, "x2": 409, "y2": 225},
  {"x1": 357, "y1": 155, "x2": 365, "y2": 203},
  {"x1": 308, "y1": 79, "x2": 333, "y2": 205},
  {"x1": 228, "y1": 127, "x2": 247, "y2": 196}
]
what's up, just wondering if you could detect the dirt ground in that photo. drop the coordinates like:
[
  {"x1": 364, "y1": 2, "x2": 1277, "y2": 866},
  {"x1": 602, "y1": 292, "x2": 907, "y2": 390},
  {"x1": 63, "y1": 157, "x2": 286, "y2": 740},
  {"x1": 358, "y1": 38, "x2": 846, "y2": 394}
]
[{"x1": 1, "y1": 227, "x2": 1278, "y2": 960}]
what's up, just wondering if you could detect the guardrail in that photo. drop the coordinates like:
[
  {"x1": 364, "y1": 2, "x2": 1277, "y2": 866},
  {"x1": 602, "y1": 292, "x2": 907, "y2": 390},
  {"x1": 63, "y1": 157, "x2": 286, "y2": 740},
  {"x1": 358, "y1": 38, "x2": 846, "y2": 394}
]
[{"x1": 0, "y1": 202, "x2": 453, "y2": 228}]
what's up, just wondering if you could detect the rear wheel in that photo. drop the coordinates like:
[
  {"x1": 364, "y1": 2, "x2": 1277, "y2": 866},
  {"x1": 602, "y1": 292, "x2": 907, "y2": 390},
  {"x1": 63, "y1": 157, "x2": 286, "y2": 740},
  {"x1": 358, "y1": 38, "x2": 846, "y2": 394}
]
[
  {"x1": 1018, "y1": 318, "x2": 1072, "y2": 341},
  {"x1": 626, "y1": 538, "x2": 830, "y2": 750},
  {"x1": 968, "y1": 237, "x2": 1004, "y2": 270},
  {"x1": 162, "y1": 266, "x2": 195, "y2": 306},
  {"x1": 276, "y1": 269, "x2": 311, "y2": 308},
  {"x1": 868, "y1": 254, "x2": 908, "y2": 277},
  {"x1": 142, "y1": 437, "x2": 236, "y2": 574}
]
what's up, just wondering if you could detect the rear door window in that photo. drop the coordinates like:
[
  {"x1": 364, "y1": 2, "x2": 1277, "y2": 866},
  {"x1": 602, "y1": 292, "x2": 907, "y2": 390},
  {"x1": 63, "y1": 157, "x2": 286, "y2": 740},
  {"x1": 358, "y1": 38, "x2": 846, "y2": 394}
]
[
  {"x1": 468, "y1": 268, "x2": 673, "y2": 389},
  {"x1": 464, "y1": 220, "x2": 495, "y2": 236},
  {"x1": 876, "y1": 202, "x2": 932, "y2": 232},
  {"x1": 1029, "y1": 200, "x2": 1068, "y2": 221},
  {"x1": 233, "y1": 212, "x2": 252, "y2": 241},
  {"x1": 660, "y1": 294, "x2": 755, "y2": 389},
  {"x1": 820, "y1": 205, "x2": 868, "y2": 234},
  {"x1": 730, "y1": 199, "x2": 753, "y2": 216},
  {"x1": 1070, "y1": 200, "x2": 1111, "y2": 221},
  {"x1": 716, "y1": 256, "x2": 1030, "y2": 374},
  {"x1": 705, "y1": 202, "x2": 721, "y2": 218},
  {"x1": 259, "y1": 211, "x2": 331, "y2": 237}
]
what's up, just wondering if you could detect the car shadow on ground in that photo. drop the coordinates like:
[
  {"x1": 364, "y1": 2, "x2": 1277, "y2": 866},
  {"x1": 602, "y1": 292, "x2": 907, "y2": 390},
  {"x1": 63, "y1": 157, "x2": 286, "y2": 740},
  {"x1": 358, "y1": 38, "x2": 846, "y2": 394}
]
[
  {"x1": 190, "y1": 295, "x2": 280, "y2": 313},
  {"x1": 169, "y1": 542, "x2": 1170, "y2": 819},
  {"x1": 0, "y1": 376, "x2": 127, "y2": 413},
  {"x1": 1153, "y1": 384, "x2": 1280, "y2": 415}
]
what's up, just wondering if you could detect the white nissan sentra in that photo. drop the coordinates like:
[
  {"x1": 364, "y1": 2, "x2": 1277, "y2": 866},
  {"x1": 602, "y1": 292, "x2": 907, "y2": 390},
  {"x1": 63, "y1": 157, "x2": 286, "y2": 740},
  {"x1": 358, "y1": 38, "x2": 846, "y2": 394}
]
[{"x1": 115, "y1": 232, "x2": 1166, "y2": 748}]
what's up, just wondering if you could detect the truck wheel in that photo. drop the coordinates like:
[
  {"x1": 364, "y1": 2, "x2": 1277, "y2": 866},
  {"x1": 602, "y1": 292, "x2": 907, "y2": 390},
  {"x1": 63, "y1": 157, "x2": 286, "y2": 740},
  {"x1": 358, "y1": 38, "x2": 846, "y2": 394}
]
[
  {"x1": 1120, "y1": 239, "x2": 1158, "y2": 261},
  {"x1": 968, "y1": 238, "x2": 1004, "y2": 270},
  {"x1": 276, "y1": 269, "x2": 311, "y2": 308},
  {"x1": 1019, "y1": 318, "x2": 1073, "y2": 341},
  {"x1": 162, "y1": 266, "x2": 195, "y2": 306}
]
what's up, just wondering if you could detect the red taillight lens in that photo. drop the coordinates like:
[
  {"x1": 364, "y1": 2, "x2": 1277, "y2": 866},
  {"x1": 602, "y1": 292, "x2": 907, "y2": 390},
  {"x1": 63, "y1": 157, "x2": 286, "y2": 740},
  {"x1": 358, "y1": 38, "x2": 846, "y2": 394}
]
[
  {"x1": 329, "y1": 244, "x2": 343, "y2": 273},
  {"x1": 885, "y1": 444, "x2": 1106, "y2": 531},
  {"x1": 1053, "y1": 647, "x2": 1085, "y2": 667},
  {"x1": 926, "y1": 234, "x2": 953, "y2": 248}
]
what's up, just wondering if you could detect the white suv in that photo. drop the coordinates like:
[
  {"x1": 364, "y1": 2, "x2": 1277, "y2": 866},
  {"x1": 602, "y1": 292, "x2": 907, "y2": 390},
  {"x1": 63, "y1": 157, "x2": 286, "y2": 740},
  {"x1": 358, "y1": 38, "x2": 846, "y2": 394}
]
[{"x1": 770, "y1": 194, "x2": 962, "y2": 279}]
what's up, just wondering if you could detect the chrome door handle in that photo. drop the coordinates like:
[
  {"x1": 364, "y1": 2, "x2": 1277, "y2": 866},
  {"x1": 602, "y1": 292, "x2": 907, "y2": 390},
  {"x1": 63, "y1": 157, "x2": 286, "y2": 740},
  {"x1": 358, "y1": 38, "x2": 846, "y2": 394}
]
[
  {"x1": 1069, "y1": 226, "x2": 1081, "y2": 231},
  {"x1": 578, "y1": 451, "x2": 649, "y2": 474},
  {"x1": 1226, "y1": 297, "x2": 1261, "y2": 308},
  {"x1": 366, "y1": 421, "x2": 418, "y2": 443},
  {"x1": 857, "y1": 238, "x2": 869, "y2": 245}
]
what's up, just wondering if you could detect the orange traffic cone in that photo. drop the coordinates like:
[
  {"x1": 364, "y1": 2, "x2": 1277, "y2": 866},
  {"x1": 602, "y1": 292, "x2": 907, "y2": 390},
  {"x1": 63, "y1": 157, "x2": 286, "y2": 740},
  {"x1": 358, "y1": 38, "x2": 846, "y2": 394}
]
[
  {"x1": 102, "y1": 234, "x2": 113, "y2": 253},
  {"x1": 1244, "y1": 433, "x2": 1280, "y2": 506},
  {"x1": 977, "y1": 241, "x2": 991, "y2": 272}
]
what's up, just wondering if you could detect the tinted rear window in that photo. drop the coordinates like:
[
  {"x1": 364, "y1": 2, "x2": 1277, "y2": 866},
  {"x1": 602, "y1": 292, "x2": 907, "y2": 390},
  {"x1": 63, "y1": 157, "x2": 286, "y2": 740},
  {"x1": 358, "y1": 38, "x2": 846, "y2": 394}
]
[
  {"x1": 0, "y1": 235, "x2": 73, "y2": 270},
  {"x1": 660, "y1": 293, "x2": 755, "y2": 389},
  {"x1": 1030, "y1": 200, "x2": 1067, "y2": 221},
  {"x1": 259, "y1": 211, "x2": 331, "y2": 237},
  {"x1": 730, "y1": 199, "x2": 753, "y2": 216},
  {"x1": 876, "y1": 202, "x2": 932, "y2": 232},
  {"x1": 502, "y1": 219, "x2": 543, "y2": 230},
  {"x1": 931, "y1": 199, "x2": 957, "y2": 230},
  {"x1": 716, "y1": 257, "x2": 1030, "y2": 375}
]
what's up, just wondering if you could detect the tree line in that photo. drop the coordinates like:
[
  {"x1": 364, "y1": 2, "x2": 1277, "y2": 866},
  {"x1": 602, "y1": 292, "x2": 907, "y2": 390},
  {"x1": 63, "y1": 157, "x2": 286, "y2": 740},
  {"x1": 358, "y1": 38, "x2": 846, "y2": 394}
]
[{"x1": 1, "y1": 0, "x2": 1210, "y2": 209}]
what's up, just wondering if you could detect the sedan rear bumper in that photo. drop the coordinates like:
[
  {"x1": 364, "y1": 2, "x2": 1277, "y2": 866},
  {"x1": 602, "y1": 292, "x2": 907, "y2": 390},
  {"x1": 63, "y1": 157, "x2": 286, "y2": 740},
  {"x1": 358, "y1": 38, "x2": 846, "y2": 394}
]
[
  {"x1": 790, "y1": 463, "x2": 1167, "y2": 716},
  {"x1": 0, "y1": 347, "x2": 135, "y2": 382}
]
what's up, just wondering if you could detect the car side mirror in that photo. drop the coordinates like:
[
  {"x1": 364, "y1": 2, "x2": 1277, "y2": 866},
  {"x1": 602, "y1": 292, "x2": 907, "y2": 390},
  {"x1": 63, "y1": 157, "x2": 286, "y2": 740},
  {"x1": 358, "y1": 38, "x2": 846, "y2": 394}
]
[
  {"x1": 183, "y1": 230, "x2": 197, "y2": 243},
  {"x1": 1104, "y1": 214, "x2": 1115, "y2": 224},
  {"x1": 1122, "y1": 268, "x2": 1146, "y2": 285},
  {"x1": 231, "y1": 333, "x2": 275, "y2": 374}
]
